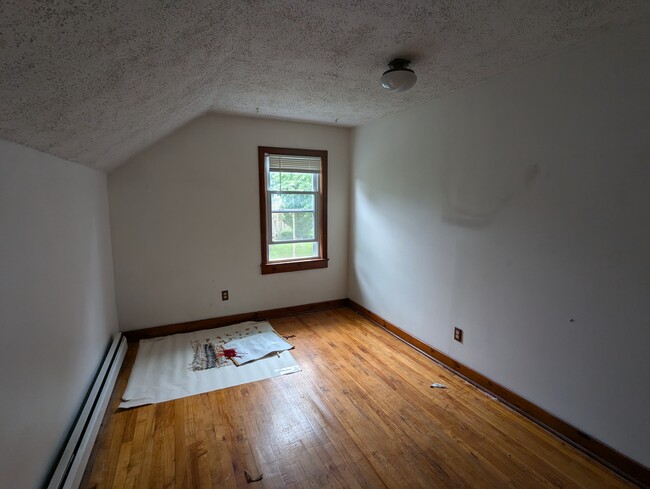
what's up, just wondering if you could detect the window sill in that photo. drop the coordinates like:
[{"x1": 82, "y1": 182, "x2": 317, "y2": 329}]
[{"x1": 261, "y1": 258, "x2": 329, "y2": 275}]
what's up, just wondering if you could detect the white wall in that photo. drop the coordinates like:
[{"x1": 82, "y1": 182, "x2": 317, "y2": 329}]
[
  {"x1": 0, "y1": 140, "x2": 118, "y2": 489},
  {"x1": 109, "y1": 114, "x2": 350, "y2": 330},
  {"x1": 350, "y1": 23, "x2": 650, "y2": 465}
]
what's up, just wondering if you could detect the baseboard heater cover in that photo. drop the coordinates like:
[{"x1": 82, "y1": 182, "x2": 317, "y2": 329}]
[{"x1": 47, "y1": 333, "x2": 127, "y2": 489}]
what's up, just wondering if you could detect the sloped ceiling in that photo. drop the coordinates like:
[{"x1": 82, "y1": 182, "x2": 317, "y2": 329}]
[{"x1": 1, "y1": 1, "x2": 648, "y2": 172}]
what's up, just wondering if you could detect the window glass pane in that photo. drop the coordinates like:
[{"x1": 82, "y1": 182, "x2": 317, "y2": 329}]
[
  {"x1": 271, "y1": 212, "x2": 315, "y2": 241},
  {"x1": 269, "y1": 242, "x2": 318, "y2": 261},
  {"x1": 269, "y1": 172, "x2": 281, "y2": 191},
  {"x1": 269, "y1": 171, "x2": 317, "y2": 191},
  {"x1": 271, "y1": 193, "x2": 315, "y2": 211}
]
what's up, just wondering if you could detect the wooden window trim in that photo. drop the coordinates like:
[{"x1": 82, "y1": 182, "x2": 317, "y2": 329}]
[{"x1": 258, "y1": 146, "x2": 328, "y2": 275}]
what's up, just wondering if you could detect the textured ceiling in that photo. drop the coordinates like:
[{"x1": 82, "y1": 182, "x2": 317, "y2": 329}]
[{"x1": 1, "y1": 1, "x2": 649, "y2": 172}]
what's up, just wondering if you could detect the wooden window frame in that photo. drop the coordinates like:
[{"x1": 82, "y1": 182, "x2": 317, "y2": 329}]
[{"x1": 258, "y1": 146, "x2": 328, "y2": 274}]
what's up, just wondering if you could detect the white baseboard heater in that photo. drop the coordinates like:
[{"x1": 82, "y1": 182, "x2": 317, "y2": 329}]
[{"x1": 47, "y1": 333, "x2": 127, "y2": 489}]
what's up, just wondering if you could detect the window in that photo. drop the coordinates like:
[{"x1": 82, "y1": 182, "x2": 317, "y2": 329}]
[{"x1": 258, "y1": 146, "x2": 328, "y2": 274}]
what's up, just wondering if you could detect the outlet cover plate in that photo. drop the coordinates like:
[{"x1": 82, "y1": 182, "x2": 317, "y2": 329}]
[{"x1": 454, "y1": 327, "x2": 463, "y2": 343}]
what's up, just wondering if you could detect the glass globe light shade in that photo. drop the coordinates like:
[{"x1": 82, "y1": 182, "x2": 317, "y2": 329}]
[{"x1": 380, "y1": 59, "x2": 417, "y2": 92}]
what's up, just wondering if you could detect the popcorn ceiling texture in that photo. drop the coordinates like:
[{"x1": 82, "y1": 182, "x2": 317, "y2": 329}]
[{"x1": 1, "y1": 1, "x2": 648, "y2": 172}]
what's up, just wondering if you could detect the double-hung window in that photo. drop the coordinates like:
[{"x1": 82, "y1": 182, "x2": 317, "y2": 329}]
[{"x1": 258, "y1": 146, "x2": 328, "y2": 274}]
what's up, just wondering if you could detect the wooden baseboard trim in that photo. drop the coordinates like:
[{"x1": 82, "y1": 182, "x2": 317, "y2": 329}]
[
  {"x1": 348, "y1": 300, "x2": 649, "y2": 488},
  {"x1": 122, "y1": 299, "x2": 349, "y2": 342}
]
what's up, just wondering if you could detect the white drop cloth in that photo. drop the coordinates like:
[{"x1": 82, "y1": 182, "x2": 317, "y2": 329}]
[{"x1": 120, "y1": 321, "x2": 300, "y2": 408}]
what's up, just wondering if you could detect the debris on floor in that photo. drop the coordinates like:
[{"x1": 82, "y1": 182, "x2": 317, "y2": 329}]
[
  {"x1": 245, "y1": 470, "x2": 263, "y2": 483},
  {"x1": 430, "y1": 383, "x2": 447, "y2": 389}
]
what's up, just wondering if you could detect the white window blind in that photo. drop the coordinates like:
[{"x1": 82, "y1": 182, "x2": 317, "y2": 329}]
[{"x1": 268, "y1": 155, "x2": 321, "y2": 173}]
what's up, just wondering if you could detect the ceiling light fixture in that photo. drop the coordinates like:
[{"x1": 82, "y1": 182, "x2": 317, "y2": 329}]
[{"x1": 380, "y1": 58, "x2": 417, "y2": 93}]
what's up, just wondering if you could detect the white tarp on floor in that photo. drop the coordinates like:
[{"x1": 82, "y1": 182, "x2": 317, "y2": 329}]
[{"x1": 120, "y1": 321, "x2": 300, "y2": 408}]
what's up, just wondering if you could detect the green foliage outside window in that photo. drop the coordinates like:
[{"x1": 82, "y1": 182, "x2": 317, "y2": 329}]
[
  {"x1": 271, "y1": 193, "x2": 314, "y2": 211},
  {"x1": 269, "y1": 172, "x2": 317, "y2": 191},
  {"x1": 269, "y1": 242, "x2": 315, "y2": 260},
  {"x1": 272, "y1": 212, "x2": 315, "y2": 241},
  {"x1": 270, "y1": 171, "x2": 317, "y2": 242}
]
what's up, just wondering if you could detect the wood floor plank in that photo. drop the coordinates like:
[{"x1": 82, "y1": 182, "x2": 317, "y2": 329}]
[
  {"x1": 81, "y1": 308, "x2": 636, "y2": 489},
  {"x1": 205, "y1": 390, "x2": 238, "y2": 487},
  {"x1": 297, "y1": 313, "x2": 509, "y2": 488},
  {"x1": 317, "y1": 314, "x2": 557, "y2": 487},
  {"x1": 334, "y1": 309, "x2": 622, "y2": 488}
]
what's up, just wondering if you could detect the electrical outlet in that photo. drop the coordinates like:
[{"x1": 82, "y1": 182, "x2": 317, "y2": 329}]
[
  {"x1": 454, "y1": 327, "x2": 463, "y2": 343},
  {"x1": 221, "y1": 290, "x2": 229, "y2": 301}
]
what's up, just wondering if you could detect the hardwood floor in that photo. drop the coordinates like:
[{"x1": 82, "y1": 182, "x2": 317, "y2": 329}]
[{"x1": 82, "y1": 308, "x2": 634, "y2": 488}]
